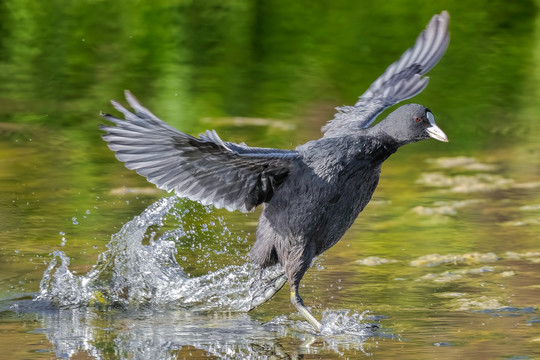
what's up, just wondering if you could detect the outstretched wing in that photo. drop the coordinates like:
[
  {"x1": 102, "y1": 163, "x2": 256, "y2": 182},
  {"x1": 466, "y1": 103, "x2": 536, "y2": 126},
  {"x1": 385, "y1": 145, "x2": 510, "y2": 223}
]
[
  {"x1": 100, "y1": 90, "x2": 298, "y2": 213},
  {"x1": 322, "y1": 11, "x2": 450, "y2": 137}
]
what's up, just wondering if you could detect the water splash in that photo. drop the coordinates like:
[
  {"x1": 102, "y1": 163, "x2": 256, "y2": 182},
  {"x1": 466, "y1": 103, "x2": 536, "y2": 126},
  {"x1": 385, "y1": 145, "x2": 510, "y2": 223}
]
[
  {"x1": 266, "y1": 309, "x2": 378, "y2": 336},
  {"x1": 36, "y1": 196, "x2": 286, "y2": 311},
  {"x1": 24, "y1": 306, "x2": 376, "y2": 359},
  {"x1": 33, "y1": 194, "x2": 379, "y2": 357}
]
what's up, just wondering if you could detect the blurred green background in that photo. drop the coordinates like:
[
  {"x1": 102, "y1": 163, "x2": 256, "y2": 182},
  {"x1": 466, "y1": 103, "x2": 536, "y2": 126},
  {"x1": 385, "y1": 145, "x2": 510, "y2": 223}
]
[{"x1": 1, "y1": 0, "x2": 539, "y2": 358}]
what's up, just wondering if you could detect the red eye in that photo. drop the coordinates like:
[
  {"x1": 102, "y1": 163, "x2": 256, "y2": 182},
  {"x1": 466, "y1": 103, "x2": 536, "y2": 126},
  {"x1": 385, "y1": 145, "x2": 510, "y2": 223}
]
[{"x1": 414, "y1": 116, "x2": 421, "y2": 122}]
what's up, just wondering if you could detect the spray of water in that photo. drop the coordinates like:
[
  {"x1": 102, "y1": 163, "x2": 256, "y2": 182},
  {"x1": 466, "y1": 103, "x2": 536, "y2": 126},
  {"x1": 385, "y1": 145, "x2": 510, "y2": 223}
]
[
  {"x1": 36, "y1": 196, "x2": 286, "y2": 311},
  {"x1": 34, "y1": 195, "x2": 378, "y2": 343}
]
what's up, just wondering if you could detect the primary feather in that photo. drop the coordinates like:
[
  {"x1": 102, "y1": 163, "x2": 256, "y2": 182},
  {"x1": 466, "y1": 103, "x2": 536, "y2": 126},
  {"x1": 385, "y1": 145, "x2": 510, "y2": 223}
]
[
  {"x1": 322, "y1": 10, "x2": 449, "y2": 137},
  {"x1": 100, "y1": 91, "x2": 297, "y2": 213}
]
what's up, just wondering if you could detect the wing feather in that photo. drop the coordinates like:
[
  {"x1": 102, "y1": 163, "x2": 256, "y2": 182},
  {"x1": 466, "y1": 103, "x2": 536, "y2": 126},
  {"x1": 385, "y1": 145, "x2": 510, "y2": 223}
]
[
  {"x1": 322, "y1": 11, "x2": 449, "y2": 137},
  {"x1": 100, "y1": 91, "x2": 297, "y2": 212}
]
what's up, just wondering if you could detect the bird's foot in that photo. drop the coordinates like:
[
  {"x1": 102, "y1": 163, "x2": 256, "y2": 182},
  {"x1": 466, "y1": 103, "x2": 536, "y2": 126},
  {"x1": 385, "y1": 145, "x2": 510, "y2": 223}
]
[
  {"x1": 290, "y1": 291, "x2": 322, "y2": 332},
  {"x1": 247, "y1": 265, "x2": 287, "y2": 311}
]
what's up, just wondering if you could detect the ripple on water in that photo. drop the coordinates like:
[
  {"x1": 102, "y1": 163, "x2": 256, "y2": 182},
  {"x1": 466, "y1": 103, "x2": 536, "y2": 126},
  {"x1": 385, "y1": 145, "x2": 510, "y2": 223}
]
[
  {"x1": 426, "y1": 156, "x2": 499, "y2": 171},
  {"x1": 410, "y1": 252, "x2": 499, "y2": 267}
]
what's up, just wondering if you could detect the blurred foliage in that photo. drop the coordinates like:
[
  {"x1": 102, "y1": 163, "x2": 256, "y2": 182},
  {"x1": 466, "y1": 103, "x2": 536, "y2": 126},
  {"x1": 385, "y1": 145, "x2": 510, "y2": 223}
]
[
  {"x1": 0, "y1": 0, "x2": 538, "y2": 145},
  {"x1": 1, "y1": 2, "x2": 540, "y2": 357}
]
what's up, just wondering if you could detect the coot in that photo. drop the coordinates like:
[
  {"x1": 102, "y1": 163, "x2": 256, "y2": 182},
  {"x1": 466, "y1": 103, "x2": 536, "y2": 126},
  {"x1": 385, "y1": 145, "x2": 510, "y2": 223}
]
[{"x1": 101, "y1": 11, "x2": 450, "y2": 331}]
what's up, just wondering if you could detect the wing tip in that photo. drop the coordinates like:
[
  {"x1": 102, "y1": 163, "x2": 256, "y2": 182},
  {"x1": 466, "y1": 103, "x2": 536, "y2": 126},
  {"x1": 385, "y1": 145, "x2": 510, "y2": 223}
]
[
  {"x1": 440, "y1": 10, "x2": 450, "y2": 21},
  {"x1": 429, "y1": 10, "x2": 450, "y2": 29},
  {"x1": 323, "y1": 11, "x2": 450, "y2": 134},
  {"x1": 124, "y1": 89, "x2": 139, "y2": 108}
]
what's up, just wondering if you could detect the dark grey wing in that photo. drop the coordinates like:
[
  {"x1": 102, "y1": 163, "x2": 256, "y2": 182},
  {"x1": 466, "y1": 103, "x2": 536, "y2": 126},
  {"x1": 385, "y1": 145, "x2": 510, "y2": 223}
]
[
  {"x1": 100, "y1": 90, "x2": 298, "y2": 213},
  {"x1": 322, "y1": 11, "x2": 450, "y2": 137}
]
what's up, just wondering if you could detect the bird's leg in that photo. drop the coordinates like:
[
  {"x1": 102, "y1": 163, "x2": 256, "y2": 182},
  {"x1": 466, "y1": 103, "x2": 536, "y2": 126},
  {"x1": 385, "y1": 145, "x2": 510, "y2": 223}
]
[
  {"x1": 284, "y1": 244, "x2": 321, "y2": 331},
  {"x1": 290, "y1": 287, "x2": 322, "y2": 332}
]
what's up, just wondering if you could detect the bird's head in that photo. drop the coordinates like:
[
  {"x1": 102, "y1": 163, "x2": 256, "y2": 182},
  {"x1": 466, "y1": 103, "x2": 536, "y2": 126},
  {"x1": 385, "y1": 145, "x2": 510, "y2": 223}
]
[{"x1": 376, "y1": 104, "x2": 448, "y2": 145}]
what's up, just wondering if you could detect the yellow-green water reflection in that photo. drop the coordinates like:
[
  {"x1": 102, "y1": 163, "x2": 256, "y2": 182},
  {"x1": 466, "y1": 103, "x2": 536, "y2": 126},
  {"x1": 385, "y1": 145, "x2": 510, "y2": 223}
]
[{"x1": 1, "y1": 0, "x2": 539, "y2": 358}]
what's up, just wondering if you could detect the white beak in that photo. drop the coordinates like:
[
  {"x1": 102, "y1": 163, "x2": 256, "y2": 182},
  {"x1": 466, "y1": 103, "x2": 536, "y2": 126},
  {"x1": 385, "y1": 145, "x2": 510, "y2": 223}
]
[{"x1": 426, "y1": 112, "x2": 449, "y2": 142}]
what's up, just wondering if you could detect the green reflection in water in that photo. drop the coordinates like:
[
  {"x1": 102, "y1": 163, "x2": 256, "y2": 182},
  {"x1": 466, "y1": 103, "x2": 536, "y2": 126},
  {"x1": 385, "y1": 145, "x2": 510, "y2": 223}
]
[{"x1": 0, "y1": 0, "x2": 539, "y2": 359}]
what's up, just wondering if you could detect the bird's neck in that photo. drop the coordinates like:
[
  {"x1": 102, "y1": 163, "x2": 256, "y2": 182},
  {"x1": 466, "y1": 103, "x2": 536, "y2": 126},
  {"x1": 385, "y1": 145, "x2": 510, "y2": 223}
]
[
  {"x1": 368, "y1": 122, "x2": 411, "y2": 148},
  {"x1": 372, "y1": 137, "x2": 400, "y2": 164},
  {"x1": 346, "y1": 129, "x2": 401, "y2": 164}
]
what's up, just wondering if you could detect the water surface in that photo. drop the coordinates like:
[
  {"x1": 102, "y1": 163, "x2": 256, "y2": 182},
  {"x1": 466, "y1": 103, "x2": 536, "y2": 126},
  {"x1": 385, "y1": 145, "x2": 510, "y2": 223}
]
[{"x1": 1, "y1": 1, "x2": 539, "y2": 359}]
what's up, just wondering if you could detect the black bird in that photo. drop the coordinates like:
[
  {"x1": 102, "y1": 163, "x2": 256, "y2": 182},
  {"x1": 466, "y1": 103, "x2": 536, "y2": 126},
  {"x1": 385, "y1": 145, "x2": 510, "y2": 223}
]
[{"x1": 100, "y1": 11, "x2": 450, "y2": 331}]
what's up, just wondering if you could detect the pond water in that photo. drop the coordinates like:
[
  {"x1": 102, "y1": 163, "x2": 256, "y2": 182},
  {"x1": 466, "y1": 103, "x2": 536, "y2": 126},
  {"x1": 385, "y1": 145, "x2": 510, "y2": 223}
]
[{"x1": 1, "y1": 1, "x2": 540, "y2": 359}]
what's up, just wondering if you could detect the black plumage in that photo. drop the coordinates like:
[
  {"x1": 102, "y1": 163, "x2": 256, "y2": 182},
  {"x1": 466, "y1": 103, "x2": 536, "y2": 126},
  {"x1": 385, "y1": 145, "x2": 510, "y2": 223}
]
[{"x1": 100, "y1": 11, "x2": 450, "y2": 331}]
